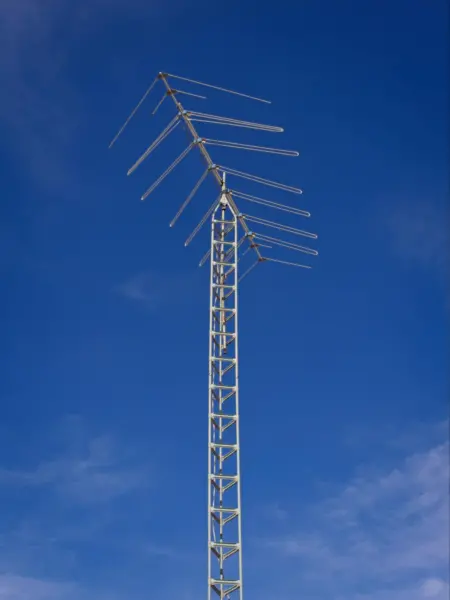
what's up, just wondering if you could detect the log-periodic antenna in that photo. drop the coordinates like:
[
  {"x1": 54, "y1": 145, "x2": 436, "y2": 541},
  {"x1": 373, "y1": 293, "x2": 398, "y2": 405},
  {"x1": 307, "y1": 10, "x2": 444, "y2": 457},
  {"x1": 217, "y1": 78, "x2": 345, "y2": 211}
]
[{"x1": 109, "y1": 70, "x2": 318, "y2": 600}]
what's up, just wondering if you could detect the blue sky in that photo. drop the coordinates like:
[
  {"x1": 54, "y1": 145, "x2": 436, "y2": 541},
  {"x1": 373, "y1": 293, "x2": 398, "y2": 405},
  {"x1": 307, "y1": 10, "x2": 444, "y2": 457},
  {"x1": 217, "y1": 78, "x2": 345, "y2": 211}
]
[{"x1": 0, "y1": 0, "x2": 448, "y2": 599}]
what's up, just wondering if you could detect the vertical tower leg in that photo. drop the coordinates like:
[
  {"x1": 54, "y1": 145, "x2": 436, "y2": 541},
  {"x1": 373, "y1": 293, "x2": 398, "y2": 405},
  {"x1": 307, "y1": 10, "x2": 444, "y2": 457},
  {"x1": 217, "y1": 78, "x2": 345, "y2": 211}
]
[{"x1": 208, "y1": 190, "x2": 243, "y2": 600}]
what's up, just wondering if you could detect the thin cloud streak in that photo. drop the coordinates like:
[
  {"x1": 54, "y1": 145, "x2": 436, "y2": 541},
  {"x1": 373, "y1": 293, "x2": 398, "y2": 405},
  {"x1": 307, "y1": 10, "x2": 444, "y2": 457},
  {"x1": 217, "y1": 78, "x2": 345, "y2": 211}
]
[
  {"x1": 0, "y1": 432, "x2": 150, "y2": 504},
  {"x1": 0, "y1": 574, "x2": 75, "y2": 600},
  {"x1": 0, "y1": 419, "x2": 158, "y2": 600},
  {"x1": 114, "y1": 271, "x2": 161, "y2": 308},
  {"x1": 114, "y1": 269, "x2": 203, "y2": 310},
  {"x1": 257, "y1": 426, "x2": 449, "y2": 599}
]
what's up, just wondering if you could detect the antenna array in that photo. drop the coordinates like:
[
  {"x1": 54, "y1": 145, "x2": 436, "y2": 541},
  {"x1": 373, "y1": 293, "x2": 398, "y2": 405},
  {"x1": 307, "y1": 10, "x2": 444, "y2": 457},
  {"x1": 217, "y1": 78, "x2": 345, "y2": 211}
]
[{"x1": 110, "y1": 70, "x2": 317, "y2": 600}]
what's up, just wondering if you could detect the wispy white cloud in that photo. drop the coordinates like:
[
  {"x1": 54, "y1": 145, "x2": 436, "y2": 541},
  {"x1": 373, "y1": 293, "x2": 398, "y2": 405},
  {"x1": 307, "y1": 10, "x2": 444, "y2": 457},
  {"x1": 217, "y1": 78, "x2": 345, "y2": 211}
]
[
  {"x1": 0, "y1": 574, "x2": 75, "y2": 600},
  {"x1": 114, "y1": 269, "x2": 202, "y2": 309},
  {"x1": 344, "y1": 419, "x2": 448, "y2": 456},
  {"x1": 114, "y1": 271, "x2": 160, "y2": 307},
  {"x1": 257, "y1": 425, "x2": 449, "y2": 599},
  {"x1": 0, "y1": 433, "x2": 149, "y2": 504},
  {"x1": 348, "y1": 579, "x2": 449, "y2": 600},
  {"x1": 0, "y1": 573, "x2": 125, "y2": 600},
  {"x1": 0, "y1": 417, "x2": 159, "y2": 599}
]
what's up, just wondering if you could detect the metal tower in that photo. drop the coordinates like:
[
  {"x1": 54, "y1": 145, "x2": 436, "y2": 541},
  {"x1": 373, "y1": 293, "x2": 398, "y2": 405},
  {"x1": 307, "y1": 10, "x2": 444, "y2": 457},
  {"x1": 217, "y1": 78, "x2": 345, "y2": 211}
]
[
  {"x1": 207, "y1": 180, "x2": 243, "y2": 599},
  {"x1": 109, "y1": 71, "x2": 317, "y2": 600}
]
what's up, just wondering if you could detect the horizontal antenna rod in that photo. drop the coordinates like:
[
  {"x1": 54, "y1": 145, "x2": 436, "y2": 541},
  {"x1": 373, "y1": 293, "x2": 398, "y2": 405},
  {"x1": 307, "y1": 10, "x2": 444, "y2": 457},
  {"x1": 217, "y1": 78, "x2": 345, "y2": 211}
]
[
  {"x1": 219, "y1": 165, "x2": 303, "y2": 194},
  {"x1": 263, "y1": 256, "x2": 311, "y2": 269},
  {"x1": 188, "y1": 111, "x2": 283, "y2": 132},
  {"x1": 173, "y1": 89, "x2": 207, "y2": 100},
  {"x1": 191, "y1": 118, "x2": 280, "y2": 133},
  {"x1": 165, "y1": 72, "x2": 271, "y2": 104},
  {"x1": 254, "y1": 233, "x2": 318, "y2": 256},
  {"x1": 243, "y1": 214, "x2": 317, "y2": 239},
  {"x1": 232, "y1": 190, "x2": 310, "y2": 217},
  {"x1": 203, "y1": 139, "x2": 299, "y2": 157}
]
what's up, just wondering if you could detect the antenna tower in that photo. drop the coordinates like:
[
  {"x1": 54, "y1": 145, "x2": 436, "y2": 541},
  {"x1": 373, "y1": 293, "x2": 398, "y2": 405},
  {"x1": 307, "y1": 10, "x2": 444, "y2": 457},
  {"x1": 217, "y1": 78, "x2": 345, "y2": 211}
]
[{"x1": 110, "y1": 71, "x2": 318, "y2": 600}]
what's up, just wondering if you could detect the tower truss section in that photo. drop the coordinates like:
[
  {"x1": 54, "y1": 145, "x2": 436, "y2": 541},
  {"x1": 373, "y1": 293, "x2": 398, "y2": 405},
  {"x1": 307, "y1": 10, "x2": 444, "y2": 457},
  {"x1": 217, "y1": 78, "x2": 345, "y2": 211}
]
[{"x1": 208, "y1": 190, "x2": 242, "y2": 600}]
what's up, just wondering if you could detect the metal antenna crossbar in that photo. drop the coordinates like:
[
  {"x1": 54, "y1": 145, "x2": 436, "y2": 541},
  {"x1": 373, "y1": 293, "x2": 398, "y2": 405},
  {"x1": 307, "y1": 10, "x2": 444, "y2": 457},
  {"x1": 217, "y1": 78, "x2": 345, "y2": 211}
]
[{"x1": 109, "y1": 69, "x2": 318, "y2": 600}]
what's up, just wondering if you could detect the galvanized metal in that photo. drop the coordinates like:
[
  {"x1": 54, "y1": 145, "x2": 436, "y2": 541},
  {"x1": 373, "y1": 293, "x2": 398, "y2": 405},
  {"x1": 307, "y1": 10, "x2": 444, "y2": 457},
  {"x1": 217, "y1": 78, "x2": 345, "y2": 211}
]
[{"x1": 208, "y1": 184, "x2": 243, "y2": 600}]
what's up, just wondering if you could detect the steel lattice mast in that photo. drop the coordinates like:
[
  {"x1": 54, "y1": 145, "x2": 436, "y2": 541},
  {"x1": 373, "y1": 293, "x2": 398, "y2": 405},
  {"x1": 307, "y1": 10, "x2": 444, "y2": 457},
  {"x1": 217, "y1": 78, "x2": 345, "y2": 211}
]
[
  {"x1": 109, "y1": 71, "x2": 318, "y2": 600},
  {"x1": 208, "y1": 185, "x2": 243, "y2": 599}
]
